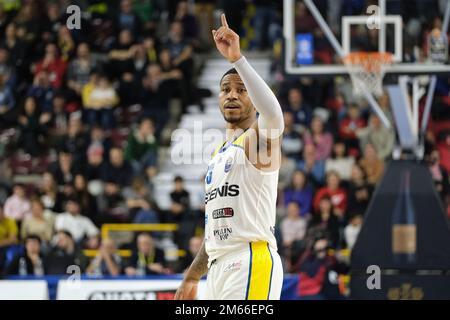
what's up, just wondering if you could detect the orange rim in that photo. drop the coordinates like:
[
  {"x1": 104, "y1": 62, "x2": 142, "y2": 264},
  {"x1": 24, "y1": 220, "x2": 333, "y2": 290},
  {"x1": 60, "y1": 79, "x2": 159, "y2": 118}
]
[{"x1": 344, "y1": 51, "x2": 393, "y2": 72}]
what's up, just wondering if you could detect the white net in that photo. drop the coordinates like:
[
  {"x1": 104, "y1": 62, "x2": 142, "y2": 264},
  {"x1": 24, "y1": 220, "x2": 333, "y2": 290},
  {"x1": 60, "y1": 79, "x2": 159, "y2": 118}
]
[{"x1": 343, "y1": 52, "x2": 393, "y2": 97}]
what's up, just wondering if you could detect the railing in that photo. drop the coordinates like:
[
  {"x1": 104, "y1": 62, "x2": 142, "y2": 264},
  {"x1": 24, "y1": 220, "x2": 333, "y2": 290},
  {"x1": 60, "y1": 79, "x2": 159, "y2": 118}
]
[{"x1": 82, "y1": 223, "x2": 186, "y2": 258}]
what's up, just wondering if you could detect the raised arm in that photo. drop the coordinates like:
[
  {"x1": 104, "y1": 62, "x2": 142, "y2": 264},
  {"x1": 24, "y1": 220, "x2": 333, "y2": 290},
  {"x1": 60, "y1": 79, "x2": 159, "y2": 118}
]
[
  {"x1": 174, "y1": 240, "x2": 208, "y2": 300},
  {"x1": 212, "y1": 14, "x2": 284, "y2": 140}
]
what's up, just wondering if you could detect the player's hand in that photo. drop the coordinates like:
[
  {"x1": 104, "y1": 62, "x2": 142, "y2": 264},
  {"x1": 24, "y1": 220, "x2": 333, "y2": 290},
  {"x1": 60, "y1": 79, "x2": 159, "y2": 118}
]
[
  {"x1": 174, "y1": 279, "x2": 198, "y2": 300},
  {"x1": 212, "y1": 14, "x2": 242, "y2": 63}
]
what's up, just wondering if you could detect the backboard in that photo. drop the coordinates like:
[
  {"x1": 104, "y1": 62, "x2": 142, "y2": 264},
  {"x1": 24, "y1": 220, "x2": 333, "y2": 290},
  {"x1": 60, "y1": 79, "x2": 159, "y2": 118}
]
[{"x1": 283, "y1": 0, "x2": 450, "y2": 76}]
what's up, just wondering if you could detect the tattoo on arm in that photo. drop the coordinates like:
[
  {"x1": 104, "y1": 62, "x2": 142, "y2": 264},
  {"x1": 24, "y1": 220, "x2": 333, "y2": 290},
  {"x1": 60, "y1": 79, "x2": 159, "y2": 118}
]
[{"x1": 186, "y1": 240, "x2": 208, "y2": 280}]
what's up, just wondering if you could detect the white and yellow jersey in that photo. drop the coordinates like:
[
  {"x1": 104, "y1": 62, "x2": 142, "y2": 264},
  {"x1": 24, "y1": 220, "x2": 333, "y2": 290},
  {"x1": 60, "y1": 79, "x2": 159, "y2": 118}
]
[{"x1": 204, "y1": 130, "x2": 279, "y2": 266}]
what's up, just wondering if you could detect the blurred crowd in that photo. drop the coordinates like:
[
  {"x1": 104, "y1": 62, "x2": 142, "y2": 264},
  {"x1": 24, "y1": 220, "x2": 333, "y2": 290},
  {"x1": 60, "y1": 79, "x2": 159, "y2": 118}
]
[{"x1": 0, "y1": 0, "x2": 449, "y2": 300}]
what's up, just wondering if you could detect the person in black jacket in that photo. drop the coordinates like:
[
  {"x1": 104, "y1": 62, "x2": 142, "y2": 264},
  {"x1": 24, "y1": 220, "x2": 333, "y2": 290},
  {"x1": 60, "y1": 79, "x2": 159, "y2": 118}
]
[
  {"x1": 125, "y1": 233, "x2": 168, "y2": 276},
  {"x1": 6, "y1": 235, "x2": 45, "y2": 275},
  {"x1": 44, "y1": 230, "x2": 88, "y2": 275}
]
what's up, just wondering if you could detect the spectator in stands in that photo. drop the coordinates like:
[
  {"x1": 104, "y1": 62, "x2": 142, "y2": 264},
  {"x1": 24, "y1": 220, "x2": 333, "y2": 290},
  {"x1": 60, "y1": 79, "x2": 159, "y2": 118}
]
[
  {"x1": 6, "y1": 234, "x2": 45, "y2": 275},
  {"x1": 115, "y1": 0, "x2": 142, "y2": 36},
  {"x1": 313, "y1": 171, "x2": 348, "y2": 218},
  {"x1": 49, "y1": 149, "x2": 80, "y2": 186},
  {"x1": 0, "y1": 74, "x2": 15, "y2": 128},
  {"x1": 325, "y1": 141, "x2": 355, "y2": 181},
  {"x1": 169, "y1": 176, "x2": 191, "y2": 221},
  {"x1": 72, "y1": 174, "x2": 98, "y2": 223},
  {"x1": 55, "y1": 197, "x2": 99, "y2": 248},
  {"x1": 282, "y1": 111, "x2": 303, "y2": 160},
  {"x1": 108, "y1": 29, "x2": 136, "y2": 79},
  {"x1": 356, "y1": 113, "x2": 394, "y2": 160},
  {"x1": 0, "y1": 164, "x2": 12, "y2": 205},
  {"x1": 297, "y1": 144, "x2": 326, "y2": 187},
  {"x1": 59, "y1": 113, "x2": 89, "y2": 163},
  {"x1": 377, "y1": 92, "x2": 394, "y2": 123},
  {"x1": 56, "y1": 26, "x2": 75, "y2": 62},
  {"x1": 344, "y1": 213, "x2": 363, "y2": 250},
  {"x1": 125, "y1": 177, "x2": 159, "y2": 224},
  {"x1": 0, "y1": 46, "x2": 17, "y2": 91},
  {"x1": 3, "y1": 183, "x2": 31, "y2": 223},
  {"x1": 359, "y1": 143, "x2": 385, "y2": 185},
  {"x1": 1, "y1": 23, "x2": 27, "y2": 81},
  {"x1": 33, "y1": 43, "x2": 67, "y2": 89},
  {"x1": 309, "y1": 196, "x2": 342, "y2": 249},
  {"x1": 14, "y1": 2, "x2": 41, "y2": 46},
  {"x1": 139, "y1": 63, "x2": 181, "y2": 132},
  {"x1": 293, "y1": 234, "x2": 347, "y2": 300},
  {"x1": 125, "y1": 117, "x2": 158, "y2": 176},
  {"x1": 133, "y1": 0, "x2": 157, "y2": 33},
  {"x1": 295, "y1": 1, "x2": 317, "y2": 33},
  {"x1": 174, "y1": 1, "x2": 199, "y2": 44},
  {"x1": 169, "y1": 176, "x2": 193, "y2": 250},
  {"x1": 42, "y1": 1, "x2": 64, "y2": 39},
  {"x1": 82, "y1": 73, "x2": 119, "y2": 130},
  {"x1": 142, "y1": 36, "x2": 158, "y2": 65},
  {"x1": 67, "y1": 42, "x2": 98, "y2": 98},
  {"x1": 347, "y1": 164, "x2": 373, "y2": 216},
  {"x1": 125, "y1": 233, "x2": 168, "y2": 276},
  {"x1": 88, "y1": 125, "x2": 112, "y2": 158},
  {"x1": 281, "y1": 202, "x2": 308, "y2": 249},
  {"x1": 0, "y1": 204, "x2": 18, "y2": 272},
  {"x1": 97, "y1": 176, "x2": 128, "y2": 224},
  {"x1": 278, "y1": 152, "x2": 297, "y2": 191},
  {"x1": 39, "y1": 171, "x2": 65, "y2": 213},
  {"x1": 21, "y1": 197, "x2": 55, "y2": 248},
  {"x1": 27, "y1": 70, "x2": 54, "y2": 113},
  {"x1": 16, "y1": 96, "x2": 48, "y2": 156},
  {"x1": 285, "y1": 87, "x2": 312, "y2": 131},
  {"x1": 304, "y1": 116, "x2": 334, "y2": 161},
  {"x1": 46, "y1": 93, "x2": 69, "y2": 147},
  {"x1": 163, "y1": 21, "x2": 194, "y2": 84},
  {"x1": 338, "y1": 103, "x2": 366, "y2": 153},
  {"x1": 437, "y1": 133, "x2": 450, "y2": 174},
  {"x1": 85, "y1": 143, "x2": 106, "y2": 182},
  {"x1": 102, "y1": 147, "x2": 133, "y2": 187},
  {"x1": 176, "y1": 235, "x2": 203, "y2": 273},
  {"x1": 283, "y1": 170, "x2": 313, "y2": 217},
  {"x1": 427, "y1": 149, "x2": 449, "y2": 202},
  {"x1": 158, "y1": 48, "x2": 187, "y2": 108},
  {"x1": 45, "y1": 230, "x2": 88, "y2": 274},
  {"x1": 117, "y1": 43, "x2": 149, "y2": 106},
  {"x1": 86, "y1": 238, "x2": 122, "y2": 276}
]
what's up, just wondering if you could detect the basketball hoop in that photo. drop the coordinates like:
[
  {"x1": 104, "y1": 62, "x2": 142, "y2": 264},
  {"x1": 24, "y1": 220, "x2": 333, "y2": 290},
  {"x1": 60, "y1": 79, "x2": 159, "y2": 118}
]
[{"x1": 343, "y1": 52, "x2": 393, "y2": 97}]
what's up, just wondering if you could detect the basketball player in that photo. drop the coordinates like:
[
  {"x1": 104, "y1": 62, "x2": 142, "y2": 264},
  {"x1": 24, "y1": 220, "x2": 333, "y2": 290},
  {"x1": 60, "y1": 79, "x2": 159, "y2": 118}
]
[{"x1": 174, "y1": 14, "x2": 284, "y2": 300}]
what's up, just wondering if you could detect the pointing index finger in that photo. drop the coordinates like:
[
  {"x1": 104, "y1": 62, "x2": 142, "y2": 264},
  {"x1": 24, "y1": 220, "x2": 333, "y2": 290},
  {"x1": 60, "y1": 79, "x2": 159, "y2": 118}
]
[{"x1": 221, "y1": 13, "x2": 229, "y2": 28}]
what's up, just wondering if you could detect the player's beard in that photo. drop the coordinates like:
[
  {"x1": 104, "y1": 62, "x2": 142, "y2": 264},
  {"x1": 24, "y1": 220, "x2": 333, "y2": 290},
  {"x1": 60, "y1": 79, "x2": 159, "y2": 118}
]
[
  {"x1": 223, "y1": 112, "x2": 242, "y2": 123},
  {"x1": 222, "y1": 106, "x2": 252, "y2": 124}
]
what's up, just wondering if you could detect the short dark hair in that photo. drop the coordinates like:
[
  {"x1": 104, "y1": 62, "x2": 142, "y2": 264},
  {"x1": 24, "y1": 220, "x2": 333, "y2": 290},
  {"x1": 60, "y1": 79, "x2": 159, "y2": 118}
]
[
  {"x1": 174, "y1": 175, "x2": 183, "y2": 183},
  {"x1": 220, "y1": 68, "x2": 239, "y2": 84},
  {"x1": 25, "y1": 234, "x2": 42, "y2": 244},
  {"x1": 57, "y1": 229, "x2": 74, "y2": 240}
]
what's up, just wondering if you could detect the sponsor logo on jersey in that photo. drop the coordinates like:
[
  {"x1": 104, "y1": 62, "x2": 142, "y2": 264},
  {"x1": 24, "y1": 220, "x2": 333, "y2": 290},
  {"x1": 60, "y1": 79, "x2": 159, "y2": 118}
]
[
  {"x1": 212, "y1": 207, "x2": 234, "y2": 219},
  {"x1": 204, "y1": 183, "x2": 240, "y2": 204},
  {"x1": 223, "y1": 260, "x2": 242, "y2": 273},
  {"x1": 224, "y1": 157, "x2": 233, "y2": 173},
  {"x1": 205, "y1": 164, "x2": 214, "y2": 185},
  {"x1": 213, "y1": 227, "x2": 232, "y2": 241}
]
